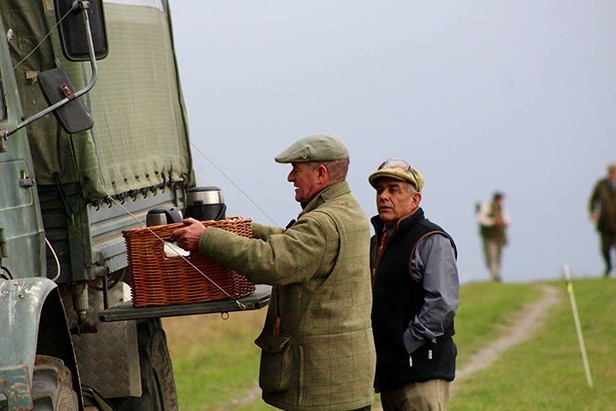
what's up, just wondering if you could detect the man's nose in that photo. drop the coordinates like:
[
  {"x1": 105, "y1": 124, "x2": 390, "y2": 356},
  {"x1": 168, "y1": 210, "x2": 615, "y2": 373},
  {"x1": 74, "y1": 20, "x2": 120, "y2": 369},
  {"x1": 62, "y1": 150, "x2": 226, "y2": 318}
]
[{"x1": 287, "y1": 171, "x2": 294, "y2": 182}]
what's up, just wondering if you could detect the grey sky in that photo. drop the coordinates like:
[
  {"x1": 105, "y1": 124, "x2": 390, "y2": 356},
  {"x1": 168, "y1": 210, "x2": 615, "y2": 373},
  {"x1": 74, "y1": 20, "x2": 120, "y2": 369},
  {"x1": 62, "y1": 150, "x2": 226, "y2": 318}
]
[{"x1": 170, "y1": 1, "x2": 616, "y2": 282}]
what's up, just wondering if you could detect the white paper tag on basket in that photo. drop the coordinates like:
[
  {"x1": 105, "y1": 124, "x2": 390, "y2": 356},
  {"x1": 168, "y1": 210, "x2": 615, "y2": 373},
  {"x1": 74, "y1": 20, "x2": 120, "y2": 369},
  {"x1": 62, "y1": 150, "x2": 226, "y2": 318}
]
[{"x1": 164, "y1": 241, "x2": 190, "y2": 259}]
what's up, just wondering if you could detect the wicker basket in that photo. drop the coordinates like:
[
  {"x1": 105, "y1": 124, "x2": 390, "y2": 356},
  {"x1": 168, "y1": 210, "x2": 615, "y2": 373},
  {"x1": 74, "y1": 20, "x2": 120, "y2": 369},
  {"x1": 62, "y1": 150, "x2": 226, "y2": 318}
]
[{"x1": 123, "y1": 216, "x2": 256, "y2": 307}]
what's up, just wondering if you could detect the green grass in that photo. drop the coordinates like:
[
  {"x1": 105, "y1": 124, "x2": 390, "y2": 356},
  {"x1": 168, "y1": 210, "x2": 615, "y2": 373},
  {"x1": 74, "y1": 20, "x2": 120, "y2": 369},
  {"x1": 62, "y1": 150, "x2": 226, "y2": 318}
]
[
  {"x1": 235, "y1": 400, "x2": 277, "y2": 411},
  {"x1": 164, "y1": 310, "x2": 267, "y2": 411},
  {"x1": 165, "y1": 281, "x2": 545, "y2": 410},
  {"x1": 450, "y1": 278, "x2": 616, "y2": 411},
  {"x1": 455, "y1": 282, "x2": 542, "y2": 366},
  {"x1": 166, "y1": 280, "x2": 616, "y2": 410}
]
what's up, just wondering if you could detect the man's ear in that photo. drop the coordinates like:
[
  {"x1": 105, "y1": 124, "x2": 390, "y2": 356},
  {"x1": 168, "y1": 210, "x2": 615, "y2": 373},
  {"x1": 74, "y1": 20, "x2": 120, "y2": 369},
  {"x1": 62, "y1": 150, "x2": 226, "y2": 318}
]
[
  {"x1": 317, "y1": 164, "x2": 328, "y2": 180},
  {"x1": 412, "y1": 192, "x2": 422, "y2": 207}
]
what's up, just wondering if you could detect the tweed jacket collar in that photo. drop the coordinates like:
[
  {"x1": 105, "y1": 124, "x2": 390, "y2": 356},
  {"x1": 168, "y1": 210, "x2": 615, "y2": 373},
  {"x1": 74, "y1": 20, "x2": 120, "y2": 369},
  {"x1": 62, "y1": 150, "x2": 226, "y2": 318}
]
[{"x1": 299, "y1": 181, "x2": 351, "y2": 217}]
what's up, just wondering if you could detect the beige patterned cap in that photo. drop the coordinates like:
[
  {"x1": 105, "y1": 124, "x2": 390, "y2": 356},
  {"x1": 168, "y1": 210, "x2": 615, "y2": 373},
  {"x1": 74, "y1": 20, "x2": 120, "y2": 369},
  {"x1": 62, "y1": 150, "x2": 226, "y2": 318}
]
[{"x1": 368, "y1": 158, "x2": 425, "y2": 192}]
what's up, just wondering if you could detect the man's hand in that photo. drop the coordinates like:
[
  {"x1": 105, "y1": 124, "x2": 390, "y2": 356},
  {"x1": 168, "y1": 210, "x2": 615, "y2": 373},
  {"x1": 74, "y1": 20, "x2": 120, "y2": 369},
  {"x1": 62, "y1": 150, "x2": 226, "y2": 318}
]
[{"x1": 172, "y1": 218, "x2": 205, "y2": 251}]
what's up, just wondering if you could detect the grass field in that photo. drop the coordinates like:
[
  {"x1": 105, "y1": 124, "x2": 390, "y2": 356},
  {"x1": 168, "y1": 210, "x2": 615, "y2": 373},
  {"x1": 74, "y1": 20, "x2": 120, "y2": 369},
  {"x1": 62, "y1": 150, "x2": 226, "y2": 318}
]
[
  {"x1": 164, "y1": 279, "x2": 614, "y2": 410},
  {"x1": 454, "y1": 282, "x2": 542, "y2": 366},
  {"x1": 450, "y1": 278, "x2": 616, "y2": 411},
  {"x1": 164, "y1": 309, "x2": 266, "y2": 410}
]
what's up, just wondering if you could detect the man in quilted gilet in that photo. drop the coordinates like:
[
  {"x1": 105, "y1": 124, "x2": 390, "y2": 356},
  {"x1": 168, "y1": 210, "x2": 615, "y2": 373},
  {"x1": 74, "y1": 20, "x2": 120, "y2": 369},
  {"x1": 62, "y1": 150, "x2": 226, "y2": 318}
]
[
  {"x1": 589, "y1": 163, "x2": 616, "y2": 277},
  {"x1": 173, "y1": 133, "x2": 376, "y2": 411},
  {"x1": 368, "y1": 158, "x2": 459, "y2": 411}
]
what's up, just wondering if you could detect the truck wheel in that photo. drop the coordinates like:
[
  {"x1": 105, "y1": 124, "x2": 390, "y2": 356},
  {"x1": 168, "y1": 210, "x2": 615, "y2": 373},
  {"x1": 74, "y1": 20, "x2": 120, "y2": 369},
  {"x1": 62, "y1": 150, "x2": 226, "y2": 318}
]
[
  {"x1": 111, "y1": 319, "x2": 178, "y2": 411},
  {"x1": 32, "y1": 355, "x2": 79, "y2": 411}
]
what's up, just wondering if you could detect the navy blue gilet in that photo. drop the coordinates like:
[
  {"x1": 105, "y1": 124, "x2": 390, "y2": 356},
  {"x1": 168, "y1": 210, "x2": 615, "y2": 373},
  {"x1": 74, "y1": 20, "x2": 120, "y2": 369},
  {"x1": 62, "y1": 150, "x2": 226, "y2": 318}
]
[{"x1": 370, "y1": 208, "x2": 457, "y2": 391}]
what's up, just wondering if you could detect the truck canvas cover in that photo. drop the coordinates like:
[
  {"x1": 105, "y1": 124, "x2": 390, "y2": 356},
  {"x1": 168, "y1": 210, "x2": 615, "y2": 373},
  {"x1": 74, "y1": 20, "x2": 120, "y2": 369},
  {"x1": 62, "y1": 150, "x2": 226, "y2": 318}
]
[{"x1": 1, "y1": 0, "x2": 193, "y2": 202}]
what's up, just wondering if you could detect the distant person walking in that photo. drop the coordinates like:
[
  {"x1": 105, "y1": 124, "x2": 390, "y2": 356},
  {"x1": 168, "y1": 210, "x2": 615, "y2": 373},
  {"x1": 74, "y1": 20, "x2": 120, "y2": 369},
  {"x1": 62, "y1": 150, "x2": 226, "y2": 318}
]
[
  {"x1": 589, "y1": 163, "x2": 616, "y2": 278},
  {"x1": 477, "y1": 192, "x2": 510, "y2": 282},
  {"x1": 368, "y1": 158, "x2": 459, "y2": 411}
]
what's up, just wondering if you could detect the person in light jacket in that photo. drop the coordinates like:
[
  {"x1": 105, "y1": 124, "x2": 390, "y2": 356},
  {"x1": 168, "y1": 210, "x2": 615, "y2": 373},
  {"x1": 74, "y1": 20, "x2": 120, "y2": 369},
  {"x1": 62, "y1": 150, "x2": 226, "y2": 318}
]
[{"x1": 477, "y1": 192, "x2": 511, "y2": 282}]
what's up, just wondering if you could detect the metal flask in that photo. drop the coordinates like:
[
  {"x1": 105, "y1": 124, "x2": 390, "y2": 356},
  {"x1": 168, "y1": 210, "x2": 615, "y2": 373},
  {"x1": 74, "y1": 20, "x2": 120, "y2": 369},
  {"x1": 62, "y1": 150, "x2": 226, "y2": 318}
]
[
  {"x1": 184, "y1": 186, "x2": 226, "y2": 221},
  {"x1": 146, "y1": 207, "x2": 183, "y2": 227}
]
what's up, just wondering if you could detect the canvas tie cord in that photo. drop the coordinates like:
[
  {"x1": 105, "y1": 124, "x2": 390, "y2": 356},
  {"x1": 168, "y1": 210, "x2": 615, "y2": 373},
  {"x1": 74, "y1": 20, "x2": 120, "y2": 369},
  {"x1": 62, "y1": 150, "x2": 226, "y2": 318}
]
[
  {"x1": 106, "y1": 195, "x2": 246, "y2": 311},
  {"x1": 190, "y1": 142, "x2": 279, "y2": 227}
]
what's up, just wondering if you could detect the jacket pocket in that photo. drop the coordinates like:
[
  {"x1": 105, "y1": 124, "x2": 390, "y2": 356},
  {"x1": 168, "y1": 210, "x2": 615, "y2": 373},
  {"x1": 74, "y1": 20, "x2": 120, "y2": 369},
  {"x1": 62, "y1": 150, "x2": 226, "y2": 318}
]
[{"x1": 254, "y1": 331, "x2": 293, "y2": 393}]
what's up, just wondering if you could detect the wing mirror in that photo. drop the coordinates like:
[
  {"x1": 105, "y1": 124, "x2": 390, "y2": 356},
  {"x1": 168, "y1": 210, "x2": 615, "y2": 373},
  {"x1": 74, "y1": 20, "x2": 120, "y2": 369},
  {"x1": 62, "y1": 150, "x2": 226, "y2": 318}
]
[
  {"x1": 0, "y1": 0, "x2": 107, "y2": 151},
  {"x1": 55, "y1": 0, "x2": 109, "y2": 61}
]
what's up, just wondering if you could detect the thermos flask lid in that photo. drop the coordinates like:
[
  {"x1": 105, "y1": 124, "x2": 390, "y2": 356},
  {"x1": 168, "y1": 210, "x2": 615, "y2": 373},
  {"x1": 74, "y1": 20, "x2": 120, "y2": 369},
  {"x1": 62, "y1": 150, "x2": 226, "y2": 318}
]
[
  {"x1": 146, "y1": 209, "x2": 167, "y2": 227},
  {"x1": 186, "y1": 186, "x2": 224, "y2": 206}
]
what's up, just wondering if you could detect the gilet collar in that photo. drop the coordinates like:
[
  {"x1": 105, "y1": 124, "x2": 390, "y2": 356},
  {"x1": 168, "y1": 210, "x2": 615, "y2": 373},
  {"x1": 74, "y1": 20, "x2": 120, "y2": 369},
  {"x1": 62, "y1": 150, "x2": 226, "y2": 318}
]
[{"x1": 371, "y1": 207, "x2": 425, "y2": 237}]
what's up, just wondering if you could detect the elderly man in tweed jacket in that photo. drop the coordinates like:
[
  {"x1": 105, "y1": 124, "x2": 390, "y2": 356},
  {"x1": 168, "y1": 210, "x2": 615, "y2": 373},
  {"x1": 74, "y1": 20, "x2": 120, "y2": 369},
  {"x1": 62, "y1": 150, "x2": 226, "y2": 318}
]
[{"x1": 173, "y1": 133, "x2": 376, "y2": 411}]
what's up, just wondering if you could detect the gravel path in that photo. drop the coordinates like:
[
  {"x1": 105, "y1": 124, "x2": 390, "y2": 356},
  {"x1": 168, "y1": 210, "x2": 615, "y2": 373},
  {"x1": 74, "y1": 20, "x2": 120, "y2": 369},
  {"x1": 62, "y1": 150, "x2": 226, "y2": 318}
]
[
  {"x1": 216, "y1": 381, "x2": 262, "y2": 410},
  {"x1": 451, "y1": 283, "x2": 561, "y2": 392}
]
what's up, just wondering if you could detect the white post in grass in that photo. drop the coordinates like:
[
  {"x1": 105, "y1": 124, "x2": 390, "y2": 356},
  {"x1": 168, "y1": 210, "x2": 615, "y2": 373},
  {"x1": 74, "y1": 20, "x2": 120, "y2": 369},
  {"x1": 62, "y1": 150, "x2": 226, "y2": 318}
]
[{"x1": 563, "y1": 264, "x2": 593, "y2": 388}]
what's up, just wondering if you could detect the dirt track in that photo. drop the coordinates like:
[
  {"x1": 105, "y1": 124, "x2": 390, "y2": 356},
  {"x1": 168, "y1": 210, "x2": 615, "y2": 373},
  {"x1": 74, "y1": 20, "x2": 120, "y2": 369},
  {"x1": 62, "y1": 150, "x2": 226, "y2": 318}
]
[{"x1": 452, "y1": 283, "x2": 562, "y2": 391}]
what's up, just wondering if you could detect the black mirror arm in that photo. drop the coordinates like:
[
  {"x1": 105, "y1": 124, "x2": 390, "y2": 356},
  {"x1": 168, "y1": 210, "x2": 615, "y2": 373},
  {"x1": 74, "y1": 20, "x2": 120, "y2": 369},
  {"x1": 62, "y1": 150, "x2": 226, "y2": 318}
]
[{"x1": 0, "y1": 1, "x2": 98, "y2": 147}]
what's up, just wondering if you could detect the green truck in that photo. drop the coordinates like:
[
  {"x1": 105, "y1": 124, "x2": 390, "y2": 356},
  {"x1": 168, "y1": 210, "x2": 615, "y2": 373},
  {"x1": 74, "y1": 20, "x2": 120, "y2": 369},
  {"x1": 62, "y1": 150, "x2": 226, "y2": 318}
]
[{"x1": 0, "y1": 1, "x2": 269, "y2": 409}]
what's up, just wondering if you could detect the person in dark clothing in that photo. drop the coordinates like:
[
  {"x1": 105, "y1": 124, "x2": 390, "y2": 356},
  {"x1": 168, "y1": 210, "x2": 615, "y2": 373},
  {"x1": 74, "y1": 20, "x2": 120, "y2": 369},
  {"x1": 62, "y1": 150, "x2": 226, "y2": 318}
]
[
  {"x1": 368, "y1": 158, "x2": 459, "y2": 411},
  {"x1": 589, "y1": 163, "x2": 616, "y2": 277}
]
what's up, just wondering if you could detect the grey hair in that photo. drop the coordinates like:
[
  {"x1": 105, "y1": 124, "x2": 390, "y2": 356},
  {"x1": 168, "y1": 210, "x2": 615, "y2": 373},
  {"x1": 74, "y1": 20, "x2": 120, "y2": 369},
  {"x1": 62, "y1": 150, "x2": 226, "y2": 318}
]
[{"x1": 308, "y1": 158, "x2": 350, "y2": 183}]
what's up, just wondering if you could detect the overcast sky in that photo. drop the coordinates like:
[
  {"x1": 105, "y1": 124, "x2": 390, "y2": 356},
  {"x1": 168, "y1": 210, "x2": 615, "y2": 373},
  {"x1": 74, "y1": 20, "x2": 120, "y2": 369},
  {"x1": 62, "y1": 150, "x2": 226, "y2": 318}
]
[{"x1": 169, "y1": 1, "x2": 616, "y2": 283}]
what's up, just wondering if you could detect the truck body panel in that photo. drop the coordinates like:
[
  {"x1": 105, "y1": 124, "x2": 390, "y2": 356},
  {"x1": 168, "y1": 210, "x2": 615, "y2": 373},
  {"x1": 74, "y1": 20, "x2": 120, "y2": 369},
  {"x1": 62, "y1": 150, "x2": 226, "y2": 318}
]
[
  {"x1": 0, "y1": 278, "x2": 57, "y2": 382},
  {"x1": 0, "y1": 1, "x2": 271, "y2": 408},
  {"x1": 0, "y1": 0, "x2": 47, "y2": 281},
  {"x1": 3, "y1": 0, "x2": 193, "y2": 197}
]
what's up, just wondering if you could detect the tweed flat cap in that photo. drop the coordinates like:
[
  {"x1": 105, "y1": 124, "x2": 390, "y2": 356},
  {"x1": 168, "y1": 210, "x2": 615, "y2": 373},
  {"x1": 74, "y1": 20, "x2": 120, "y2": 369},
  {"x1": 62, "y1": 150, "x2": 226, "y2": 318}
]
[
  {"x1": 608, "y1": 163, "x2": 616, "y2": 172},
  {"x1": 368, "y1": 158, "x2": 425, "y2": 192},
  {"x1": 274, "y1": 133, "x2": 349, "y2": 163}
]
